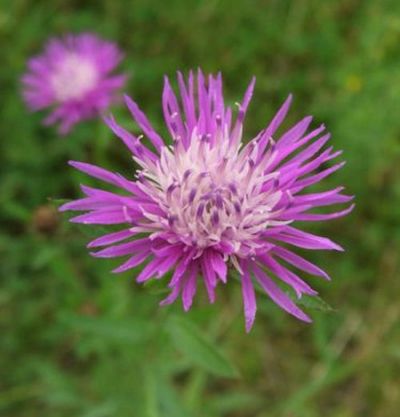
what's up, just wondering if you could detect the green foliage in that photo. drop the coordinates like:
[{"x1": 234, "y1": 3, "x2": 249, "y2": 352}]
[
  {"x1": 167, "y1": 315, "x2": 239, "y2": 378},
  {"x1": 294, "y1": 294, "x2": 334, "y2": 313},
  {"x1": 1, "y1": 0, "x2": 400, "y2": 416}
]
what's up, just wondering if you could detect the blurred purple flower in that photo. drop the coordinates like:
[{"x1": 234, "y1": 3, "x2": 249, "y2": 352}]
[
  {"x1": 60, "y1": 70, "x2": 354, "y2": 331},
  {"x1": 22, "y1": 33, "x2": 126, "y2": 134}
]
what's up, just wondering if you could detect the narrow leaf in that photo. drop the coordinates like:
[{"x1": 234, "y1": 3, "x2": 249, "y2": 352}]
[{"x1": 167, "y1": 315, "x2": 238, "y2": 378}]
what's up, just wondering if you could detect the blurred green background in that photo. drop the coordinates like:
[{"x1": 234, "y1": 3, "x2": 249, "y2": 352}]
[{"x1": 1, "y1": 0, "x2": 400, "y2": 416}]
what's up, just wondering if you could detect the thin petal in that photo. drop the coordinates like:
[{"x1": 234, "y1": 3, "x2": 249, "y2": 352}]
[
  {"x1": 265, "y1": 94, "x2": 292, "y2": 136},
  {"x1": 160, "y1": 282, "x2": 182, "y2": 306},
  {"x1": 87, "y1": 229, "x2": 136, "y2": 248},
  {"x1": 257, "y1": 254, "x2": 318, "y2": 297},
  {"x1": 252, "y1": 263, "x2": 311, "y2": 322},
  {"x1": 136, "y1": 258, "x2": 159, "y2": 283},
  {"x1": 240, "y1": 260, "x2": 257, "y2": 332},
  {"x1": 287, "y1": 204, "x2": 355, "y2": 221},
  {"x1": 91, "y1": 238, "x2": 151, "y2": 258},
  {"x1": 272, "y1": 246, "x2": 330, "y2": 280},
  {"x1": 124, "y1": 95, "x2": 164, "y2": 151},
  {"x1": 209, "y1": 251, "x2": 227, "y2": 283},
  {"x1": 267, "y1": 226, "x2": 343, "y2": 251},
  {"x1": 182, "y1": 262, "x2": 198, "y2": 311},
  {"x1": 112, "y1": 251, "x2": 150, "y2": 273},
  {"x1": 201, "y1": 253, "x2": 217, "y2": 303}
]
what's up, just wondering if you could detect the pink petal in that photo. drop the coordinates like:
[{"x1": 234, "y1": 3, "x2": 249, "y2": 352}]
[
  {"x1": 240, "y1": 260, "x2": 257, "y2": 332},
  {"x1": 252, "y1": 263, "x2": 311, "y2": 322}
]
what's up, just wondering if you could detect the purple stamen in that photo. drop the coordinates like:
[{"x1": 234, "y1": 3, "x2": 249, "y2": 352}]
[
  {"x1": 196, "y1": 203, "x2": 204, "y2": 218},
  {"x1": 234, "y1": 201, "x2": 241, "y2": 214},
  {"x1": 188, "y1": 189, "x2": 196, "y2": 203},
  {"x1": 229, "y1": 183, "x2": 238, "y2": 195},
  {"x1": 211, "y1": 211, "x2": 219, "y2": 226},
  {"x1": 183, "y1": 169, "x2": 192, "y2": 181},
  {"x1": 215, "y1": 194, "x2": 224, "y2": 209}
]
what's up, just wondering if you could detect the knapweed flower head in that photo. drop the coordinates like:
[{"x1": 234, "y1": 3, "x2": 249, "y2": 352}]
[
  {"x1": 61, "y1": 70, "x2": 354, "y2": 331},
  {"x1": 22, "y1": 33, "x2": 126, "y2": 134}
]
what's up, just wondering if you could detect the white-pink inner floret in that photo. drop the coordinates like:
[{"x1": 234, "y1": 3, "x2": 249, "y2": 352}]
[
  {"x1": 134, "y1": 125, "x2": 289, "y2": 258},
  {"x1": 51, "y1": 53, "x2": 98, "y2": 102}
]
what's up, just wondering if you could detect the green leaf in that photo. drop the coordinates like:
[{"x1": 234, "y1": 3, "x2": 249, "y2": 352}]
[
  {"x1": 157, "y1": 378, "x2": 192, "y2": 417},
  {"x1": 209, "y1": 392, "x2": 264, "y2": 414},
  {"x1": 60, "y1": 314, "x2": 154, "y2": 345},
  {"x1": 48, "y1": 197, "x2": 71, "y2": 207},
  {"x1": 167, "y1": 315, "x2": 239, "y2": 378},
  {"x1": 143, "y1": 368, "x2": 159, "y2": 417},
  {"x1": 293, "y1": 294, "x2": 335, "y2": 312},
  {"x1": 81, "y1": 402, "x2": 118, "y2": 417}
]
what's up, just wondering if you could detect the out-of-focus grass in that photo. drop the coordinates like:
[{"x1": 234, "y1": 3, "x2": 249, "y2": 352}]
[{"x1": 1, "y1": 0, "x2": 400, "y2": 416}]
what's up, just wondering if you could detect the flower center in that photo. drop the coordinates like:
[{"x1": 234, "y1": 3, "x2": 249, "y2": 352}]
[
  {"x1": 167, "y1": 170, "x2": 243, "y2": 249},
  {"x1": 139, "y1": 130, "x2": 283, "y2": 256},
  {"x1": 51, "y1": 53, "x2": 98, "y2": 102}
]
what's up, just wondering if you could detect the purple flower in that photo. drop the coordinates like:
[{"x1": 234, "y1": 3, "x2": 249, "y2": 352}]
[
  {"x1": 22, "y1": 33, "x2": 126, "y2": 134},
  {"x1": 60, "y1": 71, "x2": 354, "y2": 331}
]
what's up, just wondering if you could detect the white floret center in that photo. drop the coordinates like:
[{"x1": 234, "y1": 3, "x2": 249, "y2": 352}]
[
  {"x1": 136, "y1": 128, "x2": 284, "y2": 255},
  {"x1": 51, "y1": 53, "x2": 98, "y2": 102}
]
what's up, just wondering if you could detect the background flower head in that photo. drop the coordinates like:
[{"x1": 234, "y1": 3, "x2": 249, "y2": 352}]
[
  {"x1": 61, "y1": 70, "x2": 354, "y2": 331},
  {"x1": 22, "y1": 33, "x2": 126, "y2": 134}
]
